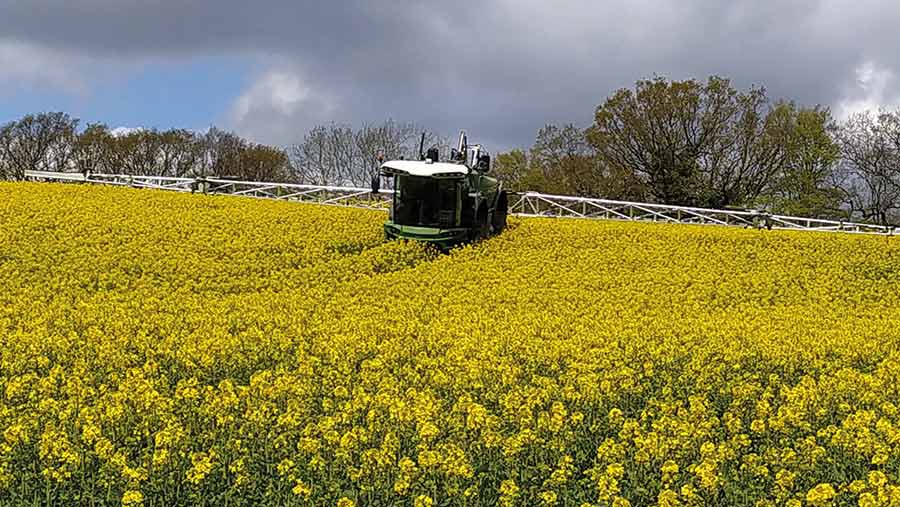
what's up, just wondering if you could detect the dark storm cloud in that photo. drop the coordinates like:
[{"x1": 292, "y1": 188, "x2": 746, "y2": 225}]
[{"x1": 2, "y1": 0, "x2": 900, "y2": 148}]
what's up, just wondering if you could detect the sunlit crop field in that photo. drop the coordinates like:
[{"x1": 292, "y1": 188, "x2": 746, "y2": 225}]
[{"x1": 2, "y1": 183, "x2": 900, "y2": 507}]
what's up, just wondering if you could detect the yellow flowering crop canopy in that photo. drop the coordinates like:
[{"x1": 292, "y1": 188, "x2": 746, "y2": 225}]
[{"x1": 1, "y1": 182, "x2": 899, "y2": 507}]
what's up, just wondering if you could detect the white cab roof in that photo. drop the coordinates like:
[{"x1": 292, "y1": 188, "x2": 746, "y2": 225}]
[{"x1": 381, "y1": 160, "x2": 469, "y2": 177}]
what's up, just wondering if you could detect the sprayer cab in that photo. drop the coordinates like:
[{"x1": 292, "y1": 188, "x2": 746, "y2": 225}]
[{"x1": 379, "y1": 131, "x2": 508, "y2": 250}]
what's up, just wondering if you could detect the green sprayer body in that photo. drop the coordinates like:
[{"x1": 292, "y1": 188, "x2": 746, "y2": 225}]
[{"x1": 380, "y1": 132, "x2": 508, "y2": 251}]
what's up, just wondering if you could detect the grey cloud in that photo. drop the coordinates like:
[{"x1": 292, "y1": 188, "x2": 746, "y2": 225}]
[{"x1": 3, "y1": 0, "x2": 900, "y2": 149}]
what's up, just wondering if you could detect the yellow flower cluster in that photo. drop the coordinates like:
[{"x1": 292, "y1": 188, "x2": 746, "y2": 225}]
[{"x1": 2, "y1": 182, "x2": 900, "y2": 506}]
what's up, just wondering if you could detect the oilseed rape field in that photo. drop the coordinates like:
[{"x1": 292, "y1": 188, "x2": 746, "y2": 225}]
[{"x1": 2, "y1": 183, "x2": 900, "y2": 507}]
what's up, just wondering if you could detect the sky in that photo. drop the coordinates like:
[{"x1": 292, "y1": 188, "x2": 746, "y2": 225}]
[{"x1": 2, "y1": 0, "x2": 900, "y2": 151}]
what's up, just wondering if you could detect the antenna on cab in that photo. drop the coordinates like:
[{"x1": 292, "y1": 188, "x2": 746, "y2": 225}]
[{"x1": 418, "y1": 132, "x2": 426, "y2": 161}]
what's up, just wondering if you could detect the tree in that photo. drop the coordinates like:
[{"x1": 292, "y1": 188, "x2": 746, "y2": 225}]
[
  {"x1": 493, "y1": 125, "x2": 606, "y2": 196},
  {"x1": 529, "y1": 124, "x2": 597, "y2": 196},
  {"x1": 290, "y1": 121, "x2": 440, "y2": 186},
  {"x1": 588, "y1": 78, "x2": 704, "y2": 205},
  {"x1": 492, "y1": 149, "x2": 531, "y2": 191},
  {"x1": 587, "y1": 76, "x2": 794, "y2": 208},
  {"x1": 193, "y1": 127, "x2": 292, "y2": 181},
  {"x1": 73, "y1": 123, "x2": 116, "y2": 176},
  {"x1": 112, "y1": 129, "x2": 164, "y2": 176},
  {"x1": 157, "y1": 129, "x2": 203, "y2": 177},
  {"x1": 763, "y1": 107, "x2": 843, "y2": 218},
  {"x1": 834, "y1": 110, "x2": 900, "y2": 225},
  {"x1": 290, "y1": 125, "x2": 342, "y2": 185},
  {"x1": 495, "y1": 126, "x2": 650, "y2": 199},
  {"x1": 201, "y1": 127, "x2": 247, "y2": 178},
  {"x1": 699, "y1": 93, "x2": 795, "y2": 208},
  {"x1": 239, "y1": 144, "x2": 291, "y2": 182},
  {"x1": 354, "y1": 120, "x2": 423, "y2": 183},
  {"x1": 0, "y1": 113, "x2": 303, "y2": 184},
  {"x1": 0, "y1": 124, "x2": 13, "y2": 180},
  {"x1": 0, "y1": 112, "x2": 78, "y2": 179}
]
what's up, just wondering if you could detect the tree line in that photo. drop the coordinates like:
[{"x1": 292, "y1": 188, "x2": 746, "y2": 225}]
[
  {"x1": 290, "y1": 122, "x2": 445, "y2": 185},
  {"x1": 494, "y1": 76, "x2": 900, "y2": 225},
  {"x1": 5, "y1": 75, "x2": 900, "y2": 224},
  {"x1": 0, "y1": 114, "x2": 440, "y2": 187},
  {"x1": 0, "y1": 113, "x2": 292, "y2": 182}
]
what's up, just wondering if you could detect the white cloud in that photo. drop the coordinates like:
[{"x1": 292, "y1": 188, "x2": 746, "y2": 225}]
[
  {"x1": 110, "y1": 127, "x2": 144, "y2": 137},
  {"x1": 227, "y1": 68, "x2": 335, "y2": 146},
  {"x1": 232, "y1": 71, "x2": 309, "y2": 120},
  {"x1": 6, "y1": 1, "x2": 900, "y2": 147},
  {"x1": 836, "y1": 60, "x2": 900, "y2": 119},
  {"x1": 0, "y1": 39, "x2": 96, "y2": 94}
]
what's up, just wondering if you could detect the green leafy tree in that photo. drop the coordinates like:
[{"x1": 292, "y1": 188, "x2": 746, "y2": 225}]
[
  {"x1": 529, "y1": 124, "x2": 597, "y2": 196},
  {"x1": 587, "y1": 76, "x2": 796, "y2": 208},
  {"x1": 492, "y1": 149, "x2": 531, "y2": 191},
  {"x1": 587, "y1": 78, "x2": 708, "y2": 205},
  {"x1": 762, "y1": 106, "x2": 843, "y2": 218},
  {"x1": 238, "y1": 143, "x2": 291, "y2": 182}
]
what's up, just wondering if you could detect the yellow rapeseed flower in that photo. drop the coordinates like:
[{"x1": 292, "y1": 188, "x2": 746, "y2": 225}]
[
  {"x1": 806, "y1": 483, "x2": 836, "y2": 505},
  {"x1": 1, "y1": 182, "x2": 899, "y2": 506}
]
